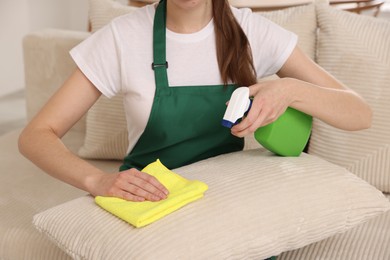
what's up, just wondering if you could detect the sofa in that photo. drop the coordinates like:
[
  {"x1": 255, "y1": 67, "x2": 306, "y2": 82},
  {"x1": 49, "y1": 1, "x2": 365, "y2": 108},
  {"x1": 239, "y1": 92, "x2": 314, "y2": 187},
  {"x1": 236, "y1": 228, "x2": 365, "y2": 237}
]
[{"x1": 1, "y1": 0, "x2": 390, "y2": 259}]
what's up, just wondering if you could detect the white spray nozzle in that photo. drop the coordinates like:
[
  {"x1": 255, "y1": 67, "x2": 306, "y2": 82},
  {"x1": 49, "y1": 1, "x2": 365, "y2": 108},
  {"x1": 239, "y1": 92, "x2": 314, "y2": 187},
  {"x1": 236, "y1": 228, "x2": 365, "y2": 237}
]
[{"x1": 221, "y1": 87, "x2": 251, "y2": 128}]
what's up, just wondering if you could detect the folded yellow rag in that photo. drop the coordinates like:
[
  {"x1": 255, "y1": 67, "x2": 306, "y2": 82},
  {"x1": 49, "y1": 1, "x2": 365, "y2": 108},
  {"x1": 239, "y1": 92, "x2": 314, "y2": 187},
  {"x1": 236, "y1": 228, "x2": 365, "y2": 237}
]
[{"x1": 95, "y1": 159, "x2": 208, "y2": 228}]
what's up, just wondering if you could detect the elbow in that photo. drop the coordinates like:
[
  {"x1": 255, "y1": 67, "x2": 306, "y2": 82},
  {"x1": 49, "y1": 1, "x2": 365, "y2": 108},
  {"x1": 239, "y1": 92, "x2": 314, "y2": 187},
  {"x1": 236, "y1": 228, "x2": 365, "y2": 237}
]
[
  {"x1": 355, "y1": 103, "x2": 373, "y2": 131},
  {"x1": 18, "y1": 126, "x2": 37, "y2": 158},
  {"x1": 18, "y1": 124, "x2": 60, "y2": 158},
  {"x1": 18, "y1": 127, "x2": 30, "y2": 157},
  {"x1": 341, "y1": 102, "x2": 373, "y2": 131},
  {"x1": 363, "y1": 113, "x2": 373, "y2": 129},
  {"x1": 362, "y1": 105, "x2": 374, "y2": 129}
]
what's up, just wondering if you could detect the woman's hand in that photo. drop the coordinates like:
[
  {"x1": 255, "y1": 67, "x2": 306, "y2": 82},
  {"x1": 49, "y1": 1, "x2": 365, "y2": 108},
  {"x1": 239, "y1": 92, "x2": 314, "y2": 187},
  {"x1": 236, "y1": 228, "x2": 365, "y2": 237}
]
[
  {"x1": 90, "y1": 169, "x2": 169, "y2": 202},
  {"x1": 231, "y1": 78, "x2": 295, "y2": 138},
  {"x1": 18, "y1": 68, "x2": 169, "y2": 203},
  {"x1": 232, "y1": 46, "x2": 371, "y2": 134}
]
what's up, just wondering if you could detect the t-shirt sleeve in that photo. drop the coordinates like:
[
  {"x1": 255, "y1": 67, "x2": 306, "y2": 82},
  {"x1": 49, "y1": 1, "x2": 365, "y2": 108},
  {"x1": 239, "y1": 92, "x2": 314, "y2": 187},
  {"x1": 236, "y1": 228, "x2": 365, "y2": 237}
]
[
  {"x1": 243, "y1": 11, "x2": 298, "y2": 78},
  {"x1": 70, "y1": 23, "x2": 122, "y2": 98}
]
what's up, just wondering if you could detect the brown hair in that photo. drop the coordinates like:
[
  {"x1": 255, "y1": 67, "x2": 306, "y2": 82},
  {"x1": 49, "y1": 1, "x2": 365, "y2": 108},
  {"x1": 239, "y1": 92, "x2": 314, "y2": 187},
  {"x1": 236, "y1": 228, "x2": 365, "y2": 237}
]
[{"x1": 212, "y1": 0, "x2": 257, "y2": 87}]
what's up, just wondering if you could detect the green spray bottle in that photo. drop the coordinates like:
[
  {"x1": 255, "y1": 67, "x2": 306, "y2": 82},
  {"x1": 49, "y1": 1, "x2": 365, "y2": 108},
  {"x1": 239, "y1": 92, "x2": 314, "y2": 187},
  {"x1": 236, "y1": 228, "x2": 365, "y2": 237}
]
[{"x1": 221, "y1": 87, "x2": 312, "y2": 156}]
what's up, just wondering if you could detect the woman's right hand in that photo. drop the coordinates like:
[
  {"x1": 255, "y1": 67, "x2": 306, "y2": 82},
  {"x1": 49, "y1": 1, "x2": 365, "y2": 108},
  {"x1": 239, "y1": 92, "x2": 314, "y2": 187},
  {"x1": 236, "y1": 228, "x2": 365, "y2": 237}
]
[
  {"x1": 19, "y1": 68, "x2": 168, "y2": 203},
  {"x1": 91, "y1": 169, "x2": 169, "y2": 202}
]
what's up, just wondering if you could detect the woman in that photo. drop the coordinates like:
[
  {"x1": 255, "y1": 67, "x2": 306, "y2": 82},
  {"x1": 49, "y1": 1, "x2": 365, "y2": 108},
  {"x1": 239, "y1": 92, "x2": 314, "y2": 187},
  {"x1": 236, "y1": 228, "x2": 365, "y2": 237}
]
[{"x1": 18, "y1": 0, "x2": 371, "y2": 203}]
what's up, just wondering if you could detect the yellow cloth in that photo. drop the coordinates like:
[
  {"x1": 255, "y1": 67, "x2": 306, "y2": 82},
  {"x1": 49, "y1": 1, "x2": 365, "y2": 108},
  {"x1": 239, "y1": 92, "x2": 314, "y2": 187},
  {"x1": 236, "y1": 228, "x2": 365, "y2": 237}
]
[{"x1": 95, "y1": 159, "x2": 208, "y2": 228}]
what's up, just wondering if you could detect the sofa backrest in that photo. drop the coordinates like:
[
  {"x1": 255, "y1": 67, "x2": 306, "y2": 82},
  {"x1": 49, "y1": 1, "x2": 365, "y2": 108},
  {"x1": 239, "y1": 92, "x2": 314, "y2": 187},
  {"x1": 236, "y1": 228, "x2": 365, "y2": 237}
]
[{"x1": 23, "y1": 29, "x2": 90, "y2": 133}]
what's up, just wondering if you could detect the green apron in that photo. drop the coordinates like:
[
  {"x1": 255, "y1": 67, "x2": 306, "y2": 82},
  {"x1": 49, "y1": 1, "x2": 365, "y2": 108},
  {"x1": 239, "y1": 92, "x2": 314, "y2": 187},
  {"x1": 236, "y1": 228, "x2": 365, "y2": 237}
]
[{"x1": 120, "y1": 0, "x2": 243, "y2": 171}]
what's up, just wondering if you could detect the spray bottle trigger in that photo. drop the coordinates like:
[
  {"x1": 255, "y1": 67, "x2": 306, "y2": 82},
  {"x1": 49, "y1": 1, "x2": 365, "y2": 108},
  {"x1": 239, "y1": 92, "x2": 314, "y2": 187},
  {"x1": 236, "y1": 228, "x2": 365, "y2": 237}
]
[{"x1": 221, "y1": 87, "x2": 251, "y2": 129}]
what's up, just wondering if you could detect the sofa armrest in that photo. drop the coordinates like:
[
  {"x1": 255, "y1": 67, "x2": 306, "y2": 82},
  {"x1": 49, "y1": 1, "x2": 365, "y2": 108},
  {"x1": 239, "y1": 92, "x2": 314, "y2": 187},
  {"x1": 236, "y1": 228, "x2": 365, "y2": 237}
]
[{"x1": 22, "y1": 29, "x2": 90, "y2": 133}]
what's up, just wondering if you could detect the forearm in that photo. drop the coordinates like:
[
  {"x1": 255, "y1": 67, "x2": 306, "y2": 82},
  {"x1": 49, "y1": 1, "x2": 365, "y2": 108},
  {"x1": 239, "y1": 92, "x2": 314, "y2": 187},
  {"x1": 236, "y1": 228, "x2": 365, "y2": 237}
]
[
  {"x1": 288, "y1": 78, "x2": 372, "y2": 131},
  {"x1": 18, "y1": 126, "x2": 104, "y2": 194},
  {"x1": 17, "y1": 68, "x2": 168, "y2": 202},
  {"x1": 274, "y1": 47, "x2": 372, "y2": 131}
]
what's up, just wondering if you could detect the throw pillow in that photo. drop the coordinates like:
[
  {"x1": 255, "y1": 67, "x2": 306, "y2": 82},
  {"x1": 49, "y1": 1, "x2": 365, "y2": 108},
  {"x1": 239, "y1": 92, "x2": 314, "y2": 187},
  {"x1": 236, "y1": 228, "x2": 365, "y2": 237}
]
[
  {"x1": 78, "y1": 0, "x2": 317, "y2": 160},
  {"x1": 258, "y1": 4, "x2": 317, "y2": 61},
  {"x1": 309, "y1": 5, "x2": 390, "y2": 192},
  {"x1": 89, "y1": 0, "x2": 138, "y2": 33},
  {"x1": 33, "y1": 149, "x2": 390, "y2": 260},
  {"x1": 78, "y1": 0, "x2": 136, "y2": 159}
]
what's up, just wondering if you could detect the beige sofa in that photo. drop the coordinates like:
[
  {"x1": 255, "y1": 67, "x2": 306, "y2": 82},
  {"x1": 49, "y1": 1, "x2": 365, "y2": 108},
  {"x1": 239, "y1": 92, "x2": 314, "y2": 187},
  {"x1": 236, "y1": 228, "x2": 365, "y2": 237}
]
[{"x1": 1, "y1": 1, "x2": 390, "y2": 259}]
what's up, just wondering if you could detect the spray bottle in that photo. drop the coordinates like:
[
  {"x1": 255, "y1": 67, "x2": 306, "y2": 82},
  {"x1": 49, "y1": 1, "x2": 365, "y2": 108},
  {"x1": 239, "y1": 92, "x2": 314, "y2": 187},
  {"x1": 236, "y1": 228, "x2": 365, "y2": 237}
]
[{"x1": 222, "y1": 87, "x2": 313, "y2": 156}]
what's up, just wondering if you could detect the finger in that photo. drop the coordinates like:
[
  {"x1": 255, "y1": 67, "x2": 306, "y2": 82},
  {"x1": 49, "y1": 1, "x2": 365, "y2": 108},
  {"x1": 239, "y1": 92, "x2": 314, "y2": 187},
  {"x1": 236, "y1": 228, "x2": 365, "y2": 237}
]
[
  {"x1": 231, "y1": 99, "x2": 262, "y2": 133},
  {"x1": 232, "y1": 106, "x2": 274, "y2": 137},
  {"x1": 246, "y1": 106, "x2": 285, "y2": 132},
  {"x1": 133, "y1": 169, "x2": 169, "y2": 196},
  {"x1": 229, "y1": 84, "x2": 260, "y2": 133},
  {"x1": 118, "y1": 189, "x2": 146, "y2": 202},
  {"x1": 106, "y1": 186, "x2": 145, "y2": 202},
  {"x1": 120, "y1": 169, "x2": 168, "y2": 201},
  {"x1": 260, "y1": 107, "x2": 286, "y2": 127},
  {"x1": 232, "y1": 112, "x2": 266, "y2": 137},
  {"x1": 125, "y1": 182, "x2": 165, "y2": 202},
  {"x1": 248, "y1": 84, "x2": 258, "y2": 98}
]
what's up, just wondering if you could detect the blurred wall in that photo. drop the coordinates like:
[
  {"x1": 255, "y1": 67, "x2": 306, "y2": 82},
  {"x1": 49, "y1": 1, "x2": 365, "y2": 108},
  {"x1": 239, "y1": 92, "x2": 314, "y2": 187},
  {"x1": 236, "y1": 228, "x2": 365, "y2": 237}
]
[{"x1": 0, "y1": 0, "x2": 89, "y2": 97}]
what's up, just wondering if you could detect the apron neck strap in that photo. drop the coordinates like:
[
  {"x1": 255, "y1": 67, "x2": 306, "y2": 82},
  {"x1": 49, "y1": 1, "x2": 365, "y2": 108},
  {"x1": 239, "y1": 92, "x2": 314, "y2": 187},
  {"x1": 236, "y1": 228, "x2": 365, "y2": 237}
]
[{"x1": 152, "y1": 0, "x2": 169, "y2": 89}]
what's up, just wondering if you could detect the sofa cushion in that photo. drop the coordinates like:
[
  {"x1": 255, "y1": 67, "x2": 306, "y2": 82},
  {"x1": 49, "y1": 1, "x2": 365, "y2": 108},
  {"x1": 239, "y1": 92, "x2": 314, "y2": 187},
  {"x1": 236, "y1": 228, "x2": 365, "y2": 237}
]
[
  {"x1": 308, "y1": 5, "x2": 390, "y2": 193},
  {"x1": 0, "y1": 130, "x2": 121, "y2": 260},
  {"x1": 33, "y1": 149, "x2": 390, "y2": 260},
  {"x1": 78, "y1": 0, "x2": 317, "y2": 160},
  {"x1": 279, "y1": 194, "x2": 390, "y2": 260}
]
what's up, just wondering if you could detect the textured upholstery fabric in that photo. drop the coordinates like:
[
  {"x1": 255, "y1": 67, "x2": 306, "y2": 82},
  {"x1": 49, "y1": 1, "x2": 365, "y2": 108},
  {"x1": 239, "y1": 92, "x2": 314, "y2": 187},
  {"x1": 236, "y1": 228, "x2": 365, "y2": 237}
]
[
  {"x1": 89, "y1": 0, "x2": 138, "y2": 33},
  {"x1": 78, "y1": 1, "x2": 317, "y2": 160},
  {"x1": 279, "y1": 194, "x2": 390, "y2": 260},
  {"x1": 23, "y1": 29, "x2": 90, "y2": 134},
  {"x1": 33, "y1": 149, "x2": 390, "y2": 260},
  {"x1": 96, "y1": 159, "x2": 208, "y2": 228},
  {"x1": 2, "y1": 29, "x2": 90, "y2": 260},
  {"x1": 4, "y1": 1, "x2": 388, "y2": 259},
  {"x1": 0, "y1": 130, "x2": 121, "y2": 260},
  {"x1": 308, "y1": 5, "x2": 390, "y2": 192},
  {"x1": 258, "y1": 4, "x2": 317, "y2": 61}
]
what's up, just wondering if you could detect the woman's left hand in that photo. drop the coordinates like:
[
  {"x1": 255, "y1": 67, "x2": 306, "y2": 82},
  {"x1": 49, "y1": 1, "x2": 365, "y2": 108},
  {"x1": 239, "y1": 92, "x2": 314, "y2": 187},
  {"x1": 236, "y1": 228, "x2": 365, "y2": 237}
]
[
  {"x1": 231, "y1": 46, "x2": 372, "y2": 135},
  {"x1": 231, "y1": 78, "x2": 295, "y2": 138}
]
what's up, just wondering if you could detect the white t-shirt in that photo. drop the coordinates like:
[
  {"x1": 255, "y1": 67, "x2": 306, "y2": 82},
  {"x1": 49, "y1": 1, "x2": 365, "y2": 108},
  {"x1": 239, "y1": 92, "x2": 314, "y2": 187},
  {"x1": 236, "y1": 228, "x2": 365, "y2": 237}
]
[{"x1": 70, "y1": 4, "x2": 297, "y2": 153}]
